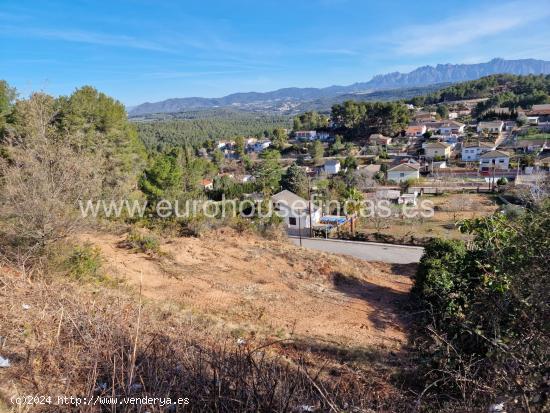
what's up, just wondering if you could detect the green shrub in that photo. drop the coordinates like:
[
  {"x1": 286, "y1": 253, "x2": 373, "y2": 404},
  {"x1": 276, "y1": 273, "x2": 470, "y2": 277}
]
[
  {"x1": 496, "y1": 177, "x2": 508, "y2": 186},
  {"x1": 412, "y1": 207, "x2": 549, "y2": 410},
  {"x1": 179, "y1": 214, "x2": 211, "y2": 237},
  {"x1": 126, "y1": 230, "x2": 160, "y2": 253},
  {"x1": 65, "y1": 244, "x2": 104, "y2": 281}
]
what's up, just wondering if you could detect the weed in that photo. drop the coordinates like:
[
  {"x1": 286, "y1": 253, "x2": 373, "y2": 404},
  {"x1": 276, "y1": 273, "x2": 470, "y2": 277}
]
[
  {"x1": 65, "y1": 244, "x2": 105, "y2": 282},
  {"x1": 125, "y1": 230, "x2": 160, "y2": 253}
]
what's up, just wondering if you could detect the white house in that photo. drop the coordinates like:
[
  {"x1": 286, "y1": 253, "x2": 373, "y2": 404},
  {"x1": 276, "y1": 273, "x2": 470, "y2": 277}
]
[
  {"x1": 439, "y1": 121, "x2": 465, "y2": 135},
  {"x1": 431, "y1": 160, "x2": 447, "y2": 170},
  {"x1": 527, "y1": 116, "x2": 539, "y2": 126},
  {"x1": 387, "y1": 163, "x2": 420, "y2": 183},
  {"x1": 479, "y1": 150, "x2": 510, "y2": 172},
  {"x1": 323, "y1": 159, "x2": 341, "y2": 175},
  {"x1": 294, "y1": 130, "x2": 317, "y2": 141},
  {"x1": 405, "y1": 124, "x2": 427, "y2": 137},
  {"x1": 371, "y1": 189, "x2": 418, "y2": 206},
  {"x1": 271, "y1": 190, "x2": 321, "y2": 232},
  {"x1": 253, "y1": 140, "x2": 271, "y2": 152},
  {"x1": 461, "y1": 141, "x2": 496, "y2": 161},
  {"x1": 477, "y1": 121, "x2": 504, "y2": 134}
]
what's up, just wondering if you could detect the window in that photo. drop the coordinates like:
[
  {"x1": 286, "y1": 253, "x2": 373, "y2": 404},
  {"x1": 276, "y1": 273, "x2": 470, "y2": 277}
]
[
  {"x1": 499, "y1": 159, "x2": 504, "y2": 163},
  {"x1": 400, "y1": 173, "x2": 405, "y2": 177},
  {"x1": 289, "y1": 217, "x2": 297, "y2": 226}
]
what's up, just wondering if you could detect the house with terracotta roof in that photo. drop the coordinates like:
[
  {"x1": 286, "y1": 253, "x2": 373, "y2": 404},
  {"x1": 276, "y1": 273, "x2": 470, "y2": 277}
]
[
  {"x1": 200, "y1": 179, "x2": 214, "y2": 190},
  {"x1": 528, "y1": 104, "x2": 550, "y2": 116},
  {"x1": 405, "y1": 124, "x2": 427, "y2": 137},
  {"x1": 387, "y1": 162, "x2": 420, "y2": 183},
  {"x1": 479, "y1": 150, "x2": 510, "y2": 172}
]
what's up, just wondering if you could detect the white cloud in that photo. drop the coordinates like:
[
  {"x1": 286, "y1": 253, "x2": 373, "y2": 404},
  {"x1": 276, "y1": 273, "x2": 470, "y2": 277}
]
[
  {"x1": 389, "y1": 1, "x2": 550, "y2": 56},
  {"x1": 0, "y1": 25, "x2": 175, "y2": 52}
]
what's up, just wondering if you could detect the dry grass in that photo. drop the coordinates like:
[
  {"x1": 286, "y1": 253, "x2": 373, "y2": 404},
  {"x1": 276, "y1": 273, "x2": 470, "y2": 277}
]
[
  {"x1": 0, "y1": 230, "x2": 416, "y2": 412},
  {"x1": 357, "y1": 193, "x2": 499, "y2": 242},
  {"x1": 76, "y1": 228, "x2": 414, "y2": 351}
]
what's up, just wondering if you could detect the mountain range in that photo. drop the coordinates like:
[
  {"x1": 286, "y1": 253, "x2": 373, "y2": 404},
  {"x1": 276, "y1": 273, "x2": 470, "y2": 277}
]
[{"x1": 129, "y1": 58, "x2": 550, "y2": 117}]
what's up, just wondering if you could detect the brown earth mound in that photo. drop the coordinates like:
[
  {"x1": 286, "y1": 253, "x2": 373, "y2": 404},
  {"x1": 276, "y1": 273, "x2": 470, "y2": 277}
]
[{"x1": 78, "y1": 229, "x2": 415, "y2": 351}]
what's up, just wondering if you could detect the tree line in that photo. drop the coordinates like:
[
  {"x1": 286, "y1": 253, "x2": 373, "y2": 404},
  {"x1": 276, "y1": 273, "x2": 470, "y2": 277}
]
[
  {"x1": 135, "y1": 111, "x2": 292, "y2": 151},
  {"x1": 407, "y1": 74, "x2": 550, "y2": 115}
]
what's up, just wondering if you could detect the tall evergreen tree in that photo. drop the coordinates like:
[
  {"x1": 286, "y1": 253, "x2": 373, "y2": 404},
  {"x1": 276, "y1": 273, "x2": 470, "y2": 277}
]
[{"x1": 281, "y1": 163, "x2": 308, "y2": 197}]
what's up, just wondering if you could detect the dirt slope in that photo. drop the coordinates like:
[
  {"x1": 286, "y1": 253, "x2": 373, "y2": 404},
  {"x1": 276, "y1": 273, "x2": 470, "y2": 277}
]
[{"x1": 78, "y1": 229, "x2": 415, "y2": 351}]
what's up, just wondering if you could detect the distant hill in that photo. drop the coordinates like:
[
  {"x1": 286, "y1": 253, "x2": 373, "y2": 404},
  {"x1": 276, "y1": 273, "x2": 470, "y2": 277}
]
[{"x1": 129, "y1": 58, "x2": 550, "y2": 117}]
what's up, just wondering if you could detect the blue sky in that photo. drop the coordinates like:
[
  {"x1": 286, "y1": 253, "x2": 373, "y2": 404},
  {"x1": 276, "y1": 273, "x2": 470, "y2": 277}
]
[{"x1": 2, "y1": 0, "x2": 550, "y2": 105}]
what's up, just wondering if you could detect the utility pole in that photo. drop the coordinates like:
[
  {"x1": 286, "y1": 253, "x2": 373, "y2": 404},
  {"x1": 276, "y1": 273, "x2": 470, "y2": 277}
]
[
  {"x1": 491, "y1": 159, "x2": 496, "y2": 192},
  {"x1": 308, "y1": 177, "x2": 313, "y2": 238},
  {"x1": 298, "y1": 213, "x2": 302, "y2": 247}
]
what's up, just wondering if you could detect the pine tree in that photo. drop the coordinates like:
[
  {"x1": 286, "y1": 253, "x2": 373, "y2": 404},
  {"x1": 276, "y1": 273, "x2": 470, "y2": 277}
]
[{"x1": 281, "y1": 163, "x2": 308, "y2": 197}]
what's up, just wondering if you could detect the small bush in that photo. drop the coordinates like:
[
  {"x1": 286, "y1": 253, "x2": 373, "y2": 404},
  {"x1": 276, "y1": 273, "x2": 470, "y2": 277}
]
[
  {"x1": 497, "y1": 177, "x2": 508, "y2": 186},
  {"x1": 125, "y1": 230, "x2": 160, "y2": 253},
  {"x1": 179, "y1": 214, "x2": 214, "y2": 237},
  {"x1": 65, "y1": 244, "x2": 104, "y2": 281},
  {"x1": 226, "y1": 216, "x2": 253, "y2": 234}
]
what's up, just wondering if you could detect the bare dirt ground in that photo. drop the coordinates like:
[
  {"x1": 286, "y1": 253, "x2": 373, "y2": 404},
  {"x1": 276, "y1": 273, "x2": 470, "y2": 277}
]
[{"x1": 77, "y1": 229, "x2": 415, "y2": 352}]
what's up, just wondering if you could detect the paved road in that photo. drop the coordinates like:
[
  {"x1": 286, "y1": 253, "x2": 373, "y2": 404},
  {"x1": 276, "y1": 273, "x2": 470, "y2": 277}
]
[{"x1": 289, "y1": 237, "x2": 424, "y2": 264}]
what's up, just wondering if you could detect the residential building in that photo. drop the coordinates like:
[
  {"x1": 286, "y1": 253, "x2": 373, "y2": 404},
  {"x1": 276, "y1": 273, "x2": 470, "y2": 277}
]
[
  {"x1": 457, "y1": 108, "x2": 472, "y2": 116},
  {"x1": 371, "y1": 189, "x2": 418, "y2": 206},
  {"x1": 200, "y1": 179, "x2": 214, "y2": 190},
  {"x1": 372, "y1": 189, "x2": 400, "y2": 202},
  {"x1": 439, "y1": 121, "x2": 465, "y2": 135},
  {"x1": 271, "y1": 190, "x2": 321, "y2": 232},
  {"x1": 528, "y1": 104, "x2": 550, "y2": 116},
  {"x1": 424, "y1": 141, "x2": 452, "y2": 160},
  {"x1": 387, "y1": 163, "x2": 420, "y2": 183},
  {"x1": 431, "y1": 160, "x2": 447, "y2": 170},
  {"x1": 294, "y1": 130, "x2": 317, "y2": 141},
  {"x1": 527, "y1": 116, "x2": 539, "y2": 125},
  {"x1": 253, "y1": 140, "x2": 271, "y2": 152},
  {"x1": 514, "y1": 139, "x2": 546, "y2": 154},
  {"x1": 504, "y1": 121, "x2": 516, "y2": 131},
  {"x1": 424, "y1": 121, "x2": 444, "y2": 132},
  {"x1": 479, "y1": 150, "x2": 510, "y2": 172},
  {"x1": 413, "y1": 112, "x2": 437, "y2": 122},
  {"x1": 461, "y1": 141, "x2": 496, "y2": 161},
  {"x1": 359, "y1": 164, "x2": 381, "y2": 174},
  {"x1": 369, "y1": 133, "x2": 392, "y2": 146},
  {"x1": 323, "y1": 159, "x2": 341, "y2": 175},
  {"x1": 438, "y1": 134, "x2": 459, "y2": 144},
  {"x1": 405, "y1": 124, "x2": 427, "y2": 137},
  {"x1": 477, "y1": 121, "x2": 504, "y2": 134}
]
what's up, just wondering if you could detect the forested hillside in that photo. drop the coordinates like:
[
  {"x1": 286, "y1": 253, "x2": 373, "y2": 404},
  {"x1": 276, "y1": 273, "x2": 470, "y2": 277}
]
[
  {"x1": 408, "y1": 74, "x2": 550, "y2": 114},
  {"x1": 134, "y1": 109, "x2": 292, "y2": 150}
]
